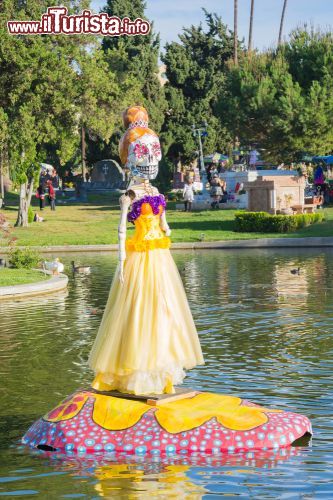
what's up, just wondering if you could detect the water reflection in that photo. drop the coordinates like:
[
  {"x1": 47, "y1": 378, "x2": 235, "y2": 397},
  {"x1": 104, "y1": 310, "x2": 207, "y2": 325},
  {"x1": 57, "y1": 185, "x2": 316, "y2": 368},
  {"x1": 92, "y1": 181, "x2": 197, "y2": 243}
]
[
  {"x1": 1, "y1": 249, "x2": 333, "y2": 497},
  {"x1": 1, "y1": 446, "x2": 307, "y2": 499}
]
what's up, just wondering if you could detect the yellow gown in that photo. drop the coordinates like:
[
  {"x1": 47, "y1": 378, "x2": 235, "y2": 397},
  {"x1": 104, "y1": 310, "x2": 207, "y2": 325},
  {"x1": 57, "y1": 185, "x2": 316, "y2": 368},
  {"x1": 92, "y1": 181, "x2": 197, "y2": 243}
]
[{"x1": 88, "y1": 196, "x2": 204, "y2": 395}]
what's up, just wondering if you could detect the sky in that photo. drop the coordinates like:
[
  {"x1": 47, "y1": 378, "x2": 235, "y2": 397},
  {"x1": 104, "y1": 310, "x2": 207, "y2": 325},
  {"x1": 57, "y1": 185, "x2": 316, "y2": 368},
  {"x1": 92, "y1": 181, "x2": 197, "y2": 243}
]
[{"x1": 90, "y1": 0, "x2": 333, "y2": 53}]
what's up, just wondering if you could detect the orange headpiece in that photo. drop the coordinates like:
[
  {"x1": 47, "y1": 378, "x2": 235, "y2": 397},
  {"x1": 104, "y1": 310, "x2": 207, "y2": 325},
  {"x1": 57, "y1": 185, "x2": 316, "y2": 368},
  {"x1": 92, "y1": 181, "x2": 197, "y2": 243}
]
[{"x1": 122, "y1": 106, "x2": 149, "y2": 129}]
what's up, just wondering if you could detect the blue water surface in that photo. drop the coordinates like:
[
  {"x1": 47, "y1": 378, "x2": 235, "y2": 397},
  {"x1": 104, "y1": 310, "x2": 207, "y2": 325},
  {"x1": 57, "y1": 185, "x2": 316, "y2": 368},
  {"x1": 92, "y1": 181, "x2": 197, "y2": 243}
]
[{"x1": 1, "y1": 249, "x2": 333, "y2": 498}]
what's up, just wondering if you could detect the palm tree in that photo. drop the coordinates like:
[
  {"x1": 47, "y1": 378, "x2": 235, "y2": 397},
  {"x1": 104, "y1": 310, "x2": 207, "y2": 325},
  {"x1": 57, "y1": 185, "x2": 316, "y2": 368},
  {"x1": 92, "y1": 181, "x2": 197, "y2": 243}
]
[
  {"x1": 248, "y1": 0, "x2": 255, "y2": 51},
  {"x1": 234, "y1": 0, "x2": 238, "y2": 65},
  {"x1": 278, "y1": 0, "x2": 288, "y2": 46}
]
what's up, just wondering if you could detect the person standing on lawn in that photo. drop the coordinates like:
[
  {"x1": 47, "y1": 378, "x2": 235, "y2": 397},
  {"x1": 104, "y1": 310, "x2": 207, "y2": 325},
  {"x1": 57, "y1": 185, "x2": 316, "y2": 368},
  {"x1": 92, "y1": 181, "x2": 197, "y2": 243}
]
[
  {"x1": 47, "y1": 180, "x2": 56, "y2": 211},
  {"x1": 36, "y1": 183, "x2": 45, "y2": 211},
  {"x1": 210, "y1": 173, "x2": 223, "y2": 209},
  {"x1": 183, "y1": 178, "x2": 195, "y2": 212}
]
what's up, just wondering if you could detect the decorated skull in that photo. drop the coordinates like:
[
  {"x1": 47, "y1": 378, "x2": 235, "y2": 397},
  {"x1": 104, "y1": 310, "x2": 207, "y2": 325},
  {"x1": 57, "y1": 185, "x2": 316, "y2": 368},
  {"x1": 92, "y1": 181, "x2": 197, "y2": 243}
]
[{"x1": 125, "y1": 133, "x2": 162, "y2": 180}]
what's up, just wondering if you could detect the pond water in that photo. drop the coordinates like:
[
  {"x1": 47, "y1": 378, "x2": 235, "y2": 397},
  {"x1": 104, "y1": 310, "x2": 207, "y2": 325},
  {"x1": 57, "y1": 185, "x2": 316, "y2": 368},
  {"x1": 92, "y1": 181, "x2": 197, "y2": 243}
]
[{"x1": 1, "y1": 248, "x2": 333, "y2": 498}]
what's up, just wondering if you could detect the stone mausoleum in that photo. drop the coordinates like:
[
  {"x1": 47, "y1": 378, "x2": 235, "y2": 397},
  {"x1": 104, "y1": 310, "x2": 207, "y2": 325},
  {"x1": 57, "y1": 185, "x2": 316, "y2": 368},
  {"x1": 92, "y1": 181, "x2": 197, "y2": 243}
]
[{"x1": 243, "y1": 172, "x2": 305, "y2": 214}]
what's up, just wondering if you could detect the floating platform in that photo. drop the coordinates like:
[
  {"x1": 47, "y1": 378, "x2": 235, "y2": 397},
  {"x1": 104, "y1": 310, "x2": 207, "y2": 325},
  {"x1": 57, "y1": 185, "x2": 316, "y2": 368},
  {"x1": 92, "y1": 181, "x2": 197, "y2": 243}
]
[{"x1": 22, "y1": 389, "x2": 312, "y2": 455}]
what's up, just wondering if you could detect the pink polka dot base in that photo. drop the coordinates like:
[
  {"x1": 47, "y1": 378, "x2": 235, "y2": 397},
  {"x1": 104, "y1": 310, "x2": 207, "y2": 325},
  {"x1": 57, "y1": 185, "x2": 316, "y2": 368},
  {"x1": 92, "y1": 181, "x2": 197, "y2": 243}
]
[{"x1": 22, "y1": 392, "x2": 312, "y2": 455}]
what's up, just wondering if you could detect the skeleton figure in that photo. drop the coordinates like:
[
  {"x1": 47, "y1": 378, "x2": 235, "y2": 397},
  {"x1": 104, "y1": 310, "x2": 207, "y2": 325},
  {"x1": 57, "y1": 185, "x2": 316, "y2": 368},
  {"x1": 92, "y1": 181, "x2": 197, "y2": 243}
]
[{"x1": 87, "y1": 105, "x2": 204, "y2": 396}]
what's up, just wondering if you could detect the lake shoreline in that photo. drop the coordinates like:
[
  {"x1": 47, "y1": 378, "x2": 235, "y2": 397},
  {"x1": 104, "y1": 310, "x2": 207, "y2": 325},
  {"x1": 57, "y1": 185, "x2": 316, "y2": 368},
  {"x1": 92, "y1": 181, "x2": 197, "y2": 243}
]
[
  {"x1": 1, "y1": 236, "x2": 333, "y2": 253},
  {"x1": 0, "y1": 270, "x2": 68, "y2": 299}
]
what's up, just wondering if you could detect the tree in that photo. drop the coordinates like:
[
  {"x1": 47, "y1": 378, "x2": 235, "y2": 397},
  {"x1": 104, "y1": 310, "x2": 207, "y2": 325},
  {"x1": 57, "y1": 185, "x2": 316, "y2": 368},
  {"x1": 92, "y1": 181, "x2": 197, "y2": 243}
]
[
  {"x1": 99, "y1": 0, "x2": 166, "y2": 161},
  {"x1": 278, "y1": 0, "x2": 288, "y2": 46},
  {"x1": 284, "y1": 28, "x2": 333, "y2": 153},
  {"x1": 0, "y1": 0, "x2": 92, "y2": 225},
  {"x1": 13, "y1": 161, "x2": 40, "y2": 228},
  {"x1": 219, "y1": 28, "x2": 333, "y2": 162},
  {"x1": 248, "y1": 0, "x2": 255, "y2": 51},
  {"x1": 220, "y1": 53, "x2": 306, "y2": 161},
  {"x1": 162, "y1": 11, "x2": 240, "y2": 167},
  {"x1": 76, "y1": 46, "x2": 129, "y2": 179},
  {"x1": 0, "y1": 108, "x2": 8, "y2": 206},
  {"x1": 284, "y1": 28, "x2": 333, "y2": 90}
]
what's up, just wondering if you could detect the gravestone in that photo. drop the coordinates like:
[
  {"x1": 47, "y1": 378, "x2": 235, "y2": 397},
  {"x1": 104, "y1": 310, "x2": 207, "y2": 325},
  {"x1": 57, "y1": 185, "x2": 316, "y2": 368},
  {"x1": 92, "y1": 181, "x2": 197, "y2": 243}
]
[
  {"x1": 89, "y1": 160, "x2": 127, "y2": 191},
  {"x1": 173, "y1": 171, "x2": 184, "y2": 189}
]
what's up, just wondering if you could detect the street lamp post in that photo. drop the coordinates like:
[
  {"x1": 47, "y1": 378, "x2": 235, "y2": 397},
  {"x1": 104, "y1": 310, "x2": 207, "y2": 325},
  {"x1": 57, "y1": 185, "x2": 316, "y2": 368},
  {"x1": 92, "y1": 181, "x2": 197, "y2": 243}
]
[
  {"x1": 192, "y1": 121, "x2": 210, "y2": 205},
  {"x1": 192, "y1": 124, "x2": 205, "y2": 174}
]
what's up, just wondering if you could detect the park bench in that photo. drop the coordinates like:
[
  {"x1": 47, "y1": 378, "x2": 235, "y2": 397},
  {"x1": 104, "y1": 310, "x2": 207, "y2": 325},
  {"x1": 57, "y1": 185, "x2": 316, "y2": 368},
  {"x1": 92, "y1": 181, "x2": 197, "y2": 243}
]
[{"x1": 291, "y1": 204, "x2": 316, "y2": 214}]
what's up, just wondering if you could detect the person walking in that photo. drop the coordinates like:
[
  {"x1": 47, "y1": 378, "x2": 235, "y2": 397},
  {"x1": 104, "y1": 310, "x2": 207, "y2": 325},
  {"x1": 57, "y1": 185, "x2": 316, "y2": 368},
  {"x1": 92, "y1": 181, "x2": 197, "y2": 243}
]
[
  {"x1": 207, "y1": 164, "x2": 212, "y2": 183},
  {"x1": 210, "y1": 174, "x2": 223, "y2": 209},
  {"x1": 36, "y1": 183, "x2": 45, "y2": 211},
  {"x1": 210, "y1": 163, "x2": 218, "y2": 178},
  {"x1": 182, "y1": 178, "x2": 195, "y2": 212},
  {"x1": 51, "y1": 169, "x2": 60, "y2": 188},
  {"x1": 47, "y1": 180, "x2": 56, "y2": 211}
]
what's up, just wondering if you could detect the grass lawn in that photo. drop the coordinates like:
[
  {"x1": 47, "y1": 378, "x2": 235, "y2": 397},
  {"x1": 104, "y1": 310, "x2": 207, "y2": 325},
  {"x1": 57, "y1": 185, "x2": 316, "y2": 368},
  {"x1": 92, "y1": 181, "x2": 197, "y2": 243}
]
[
  {"x1": 0, "y1": 191, "x2": 332, "y2": 247},
  {"x1": 0, "y1": 268, "x2": 49, "y2": 287}
]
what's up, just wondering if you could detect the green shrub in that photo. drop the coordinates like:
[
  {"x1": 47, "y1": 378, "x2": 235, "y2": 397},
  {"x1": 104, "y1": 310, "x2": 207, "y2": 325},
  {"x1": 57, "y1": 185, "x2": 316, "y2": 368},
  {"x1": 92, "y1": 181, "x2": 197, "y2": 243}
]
[
  {"x1": 234, "y1": 211, "x2": 269, "y2": 232},
  {"x1": 167, "y1": 192, "x2": 177, "y2": 201},
  {"x1": 9, "y1": 247, "x2": 41, "y2": 269},
  {"x1": 235, "y1": 211, "x2": 324, "y2": 233},
  {"x1": 28, "y1": 205, "x2": 34, "y2": 224},
  {"x1": 167, "y1": 191, "x2": 183, "y2": 202}
]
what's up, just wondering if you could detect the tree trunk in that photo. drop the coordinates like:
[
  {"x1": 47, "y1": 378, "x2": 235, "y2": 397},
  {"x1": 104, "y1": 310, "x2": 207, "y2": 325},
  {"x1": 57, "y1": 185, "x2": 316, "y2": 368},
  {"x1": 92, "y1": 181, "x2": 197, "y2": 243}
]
[
  {"x1": 248, "y1": 0, "x2": 255, "y2": 51},
  {"x1": 16, "y1": 182, "x2": 28, "y2": 227},
  {"x1": 15, "y1": 178, "x2": 34, "y2": 227},
  {"x1": 234, "y1": 0, "x2": 238, "y2": 65},
  {"x1": 0, "y1": 170, "x2": 4, "y2": 200},
  {"x1": 27, "y1": 178, "x2": 34, "y2": 207},
  {"x1": 278, "y1": 0, "x2": 288, "y2": 46},
  {"x1": 81, "y1": 125, "x2": 86, "y2": 181},
  {"x1": 0, "y1": 150, "x2": 4, "y2": 208}
]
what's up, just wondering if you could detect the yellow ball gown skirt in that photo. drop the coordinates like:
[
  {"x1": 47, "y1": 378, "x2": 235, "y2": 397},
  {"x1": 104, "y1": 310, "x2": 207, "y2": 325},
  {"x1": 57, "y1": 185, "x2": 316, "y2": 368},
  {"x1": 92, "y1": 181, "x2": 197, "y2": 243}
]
[{"x1": 89, "y1": 197, "x2": 204, "y2": 395}]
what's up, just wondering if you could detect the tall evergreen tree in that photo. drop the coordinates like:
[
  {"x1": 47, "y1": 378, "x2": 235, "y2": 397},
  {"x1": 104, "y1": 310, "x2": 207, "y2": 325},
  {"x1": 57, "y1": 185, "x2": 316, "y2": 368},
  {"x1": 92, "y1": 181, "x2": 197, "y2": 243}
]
[
  {"x1": 284, "y1": 28, "x2": 333, "y2": 90},
  {"x1": 162, "y1": 11, "x2": 240, "y2": 166},
  {"x1": 220, "y1": 28, "x2": 333, "y2": 162},
  {"x1": 101, "y1": 0, "x2": 166, "y2": 135},
  {"x1": 76, "y1": 45, "x2": 136, "y2": 178}
]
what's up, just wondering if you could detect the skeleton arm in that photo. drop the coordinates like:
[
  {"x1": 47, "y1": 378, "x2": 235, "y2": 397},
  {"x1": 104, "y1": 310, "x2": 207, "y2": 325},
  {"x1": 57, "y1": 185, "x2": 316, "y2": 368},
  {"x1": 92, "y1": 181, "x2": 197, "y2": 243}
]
[
  {"x1": 160, "y1": 207, "x2": 171, "y2": 237},
  {"x1": 118, "y1": 194, "x2": 131, "y2": 282}
]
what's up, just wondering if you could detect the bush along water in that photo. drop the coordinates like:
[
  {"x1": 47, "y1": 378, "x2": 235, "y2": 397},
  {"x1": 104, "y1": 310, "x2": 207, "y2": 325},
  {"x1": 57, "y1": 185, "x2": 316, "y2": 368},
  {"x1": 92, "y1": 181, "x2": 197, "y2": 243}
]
[
  {"x1": 235, "y1": 211, "x2": 324, "y2": 233},
  {"x1": 9, "y1": 247, "x2": 41, "y2": 269}
]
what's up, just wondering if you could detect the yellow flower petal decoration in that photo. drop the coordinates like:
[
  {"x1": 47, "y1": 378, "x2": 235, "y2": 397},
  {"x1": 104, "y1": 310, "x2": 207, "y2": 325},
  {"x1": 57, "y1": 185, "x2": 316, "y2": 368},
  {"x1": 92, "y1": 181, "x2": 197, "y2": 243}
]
[
  {"x1": 89, "y1": 392, "x2": 281, "y2": 433},
  {"x1": 92, "y1": 394, "x2": 148, "y2": 431},
  {"x1": 126, "y1": 236, "x2": 171, "y2": 252},
  {"x1": 44, "y1": 393, "x2": 89, "y2": 422},
  {"x1": 154, "y1": 393, "x2": 275, "y2": 434}
]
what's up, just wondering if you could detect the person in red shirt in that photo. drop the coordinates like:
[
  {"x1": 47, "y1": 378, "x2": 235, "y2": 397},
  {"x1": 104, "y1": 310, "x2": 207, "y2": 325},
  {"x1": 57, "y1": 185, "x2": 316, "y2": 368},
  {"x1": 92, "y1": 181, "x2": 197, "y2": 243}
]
[{"x1": 47, "y1": 180, "x2": 56, "y2": 211}]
